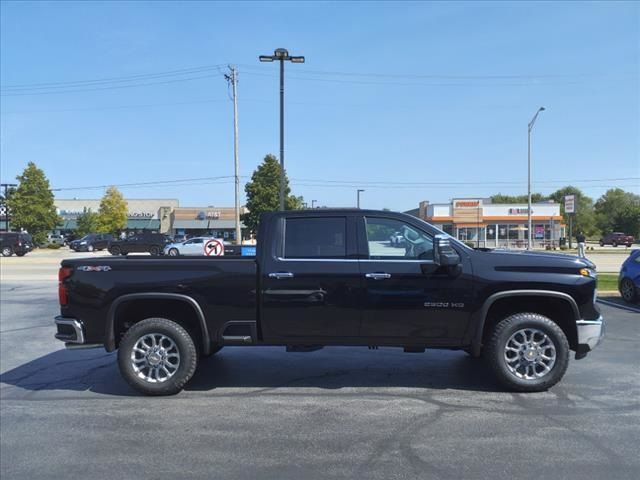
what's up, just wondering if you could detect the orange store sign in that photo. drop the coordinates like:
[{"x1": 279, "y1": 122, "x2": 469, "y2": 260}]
[{"x1": 454, "y1": 200, "x2": 480, "y2": 208}]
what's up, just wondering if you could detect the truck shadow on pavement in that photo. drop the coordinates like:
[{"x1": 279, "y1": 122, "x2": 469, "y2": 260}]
[{"x1": 0, "y1": 347, "x2": 501, "y2": 397}]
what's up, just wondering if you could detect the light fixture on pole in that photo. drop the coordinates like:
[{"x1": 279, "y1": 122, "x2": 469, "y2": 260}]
[
  {"x1": 259, "y1": 48, "x2": 305, "y2": 211},
  {"x1": 527, "y1": 106, "x2": 545, "y2": 250},
  {"x1": 311, "y1": 199, "x2": 317, "y2": 209},
  {"x1": 357, "y1": 189, "x2": 365, "y2": 208}
]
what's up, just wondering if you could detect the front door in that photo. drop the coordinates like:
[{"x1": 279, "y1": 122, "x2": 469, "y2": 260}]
[
  {"x1": 260, "y1": 215, "x2": 361, "y2": 340},
  {"x1": 358, "y1": 216, "x2": 473, "y2": 343}
]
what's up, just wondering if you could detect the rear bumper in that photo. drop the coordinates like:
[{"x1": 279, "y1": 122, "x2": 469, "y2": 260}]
[
  {"x1": 576, "y1": 315, "x2": 605, "y2": 352},
  {"x1": 55, "y1": 316, "x2": 103, "y2": 349},
  {"x1": 54, "y1": 316, "x2": 85, "y2": 344}
]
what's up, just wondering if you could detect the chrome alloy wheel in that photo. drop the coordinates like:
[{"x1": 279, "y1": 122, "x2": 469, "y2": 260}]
[
  {"x1": 504, "y1": 328, "x2": 556, "y2": 380},
  {"x1": 130, "y1": 333, "x2": 180, "y2": 383}
]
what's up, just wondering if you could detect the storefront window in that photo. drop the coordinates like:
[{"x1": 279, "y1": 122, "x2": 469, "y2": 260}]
[
  {"x1": 498, "y1": 224, "x2": 508, "y2": 240},
  {"x1": 442, "y1": 224, "x2": 453, "y2": 235},
  {"x1": 508, "y1": 225, "x2": 519, "y2": 240},
  {"x1": 487, "y1": 225, "x2": 496, "y2": 240}
]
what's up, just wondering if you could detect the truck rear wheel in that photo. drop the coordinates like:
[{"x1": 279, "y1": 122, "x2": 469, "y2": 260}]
[
  {"x1": 117, "y1": 317, "x2": 198, "y2": 396},
  {"x1": 485, "y1": 313, "x2": 569, "y2": 392}
]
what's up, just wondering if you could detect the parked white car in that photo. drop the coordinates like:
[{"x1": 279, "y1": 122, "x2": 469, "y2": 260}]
[{"x1": 163, "y1": 237, "x2": 210, "y2": 256}]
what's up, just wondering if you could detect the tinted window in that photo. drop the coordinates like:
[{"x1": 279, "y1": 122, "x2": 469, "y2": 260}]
[
  {"x1": 284, "y1": 217, "x2": 346, "y2": 259},
  {"x1": 365, "y1": 217, "x2": 433, "y2": 260}
]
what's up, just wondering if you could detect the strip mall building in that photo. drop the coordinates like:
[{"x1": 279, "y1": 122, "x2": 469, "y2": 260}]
[{"x1": 410, "y1": 199, "x2": 565, "y2": 248}]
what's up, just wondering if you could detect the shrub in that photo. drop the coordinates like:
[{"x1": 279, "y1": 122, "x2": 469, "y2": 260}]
[{"x1": 47, "y1": 243, "x2": 62, "y2": 249}]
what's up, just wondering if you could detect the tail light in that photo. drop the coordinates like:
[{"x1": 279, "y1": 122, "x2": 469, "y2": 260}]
[{"x1": 58, "y1": 267, "x2": 73, "y2": 306}]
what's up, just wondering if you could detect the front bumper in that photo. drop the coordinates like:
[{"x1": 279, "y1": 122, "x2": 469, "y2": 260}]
[{"x1": 576, "y1": 315, "x2": 605, "y2": 351}]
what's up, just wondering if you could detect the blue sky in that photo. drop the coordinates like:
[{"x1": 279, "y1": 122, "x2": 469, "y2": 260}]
[{"x1": 1, "y1": 1, "x2": 638, "y2": 210}]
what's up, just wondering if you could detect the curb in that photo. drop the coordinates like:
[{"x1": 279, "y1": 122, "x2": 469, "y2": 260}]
[{"x1": 597, "y1": 298, "x2": 640, "y2": 314}]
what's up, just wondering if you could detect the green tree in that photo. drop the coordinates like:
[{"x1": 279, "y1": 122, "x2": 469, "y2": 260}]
[
  {"x1": 594, "y1": 188, "x2": 640, "y2": 237},
  {"x1": 75, "y1": 208, "x2": 100, "y2": 237},
  {"x1": 242, "y1": 154, "x2": 304, "y2": 234},
  {"x1": 547, "y1": 186, "x2": 597, "y2": 237},
  {"x1": 97, "y1": 186, "x2": 128, "y2": 234},
  {"x1": 7, "y1": 162, "x2": 60, "y2": 244},
  {"x1": 490, "y1": 193, "x2": 547, "y2": 203}
]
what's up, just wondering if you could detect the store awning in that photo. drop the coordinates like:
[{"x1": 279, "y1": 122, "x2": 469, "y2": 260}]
[
  {"x1": 126, "y1": 219, "x2": 160, "y2": 230},
  {"x1": 173, "y1": 219, "x2": 244, "y2": 230}
]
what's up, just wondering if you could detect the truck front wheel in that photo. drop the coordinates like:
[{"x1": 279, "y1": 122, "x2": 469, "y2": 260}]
[
  {"x1": 485, "y1": 313, "x2": 569, "y2": 392},
  {"x1": 117, "y1": 317, "x2": 198, "y2": 396}
]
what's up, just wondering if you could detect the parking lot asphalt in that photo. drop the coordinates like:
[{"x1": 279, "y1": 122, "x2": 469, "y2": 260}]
[{"x1": 1, "y1": 252, "x2": 639, "y2": 480}]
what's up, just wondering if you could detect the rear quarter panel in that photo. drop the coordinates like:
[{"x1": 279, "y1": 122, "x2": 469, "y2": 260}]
[{"x1": 61, "y1": 257, "x2": 257, "y2": 346}]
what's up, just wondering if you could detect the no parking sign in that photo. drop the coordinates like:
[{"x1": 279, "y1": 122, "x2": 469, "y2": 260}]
[{"x1": 204, "y1": 238, "x2": 225, "y2": 256}]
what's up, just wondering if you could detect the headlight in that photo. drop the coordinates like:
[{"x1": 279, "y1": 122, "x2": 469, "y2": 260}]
[
  {"x1": 80, "y1": 241, "x2": 87, "y2": 245},
  {"x1": 579, "y1": 268, "x2": 596, "y2": 278}
]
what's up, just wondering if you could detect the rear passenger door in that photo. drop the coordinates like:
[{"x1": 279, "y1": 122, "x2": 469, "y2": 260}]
[{"x1": 260, "y1": 215, "x2": 361, "y2": 339}]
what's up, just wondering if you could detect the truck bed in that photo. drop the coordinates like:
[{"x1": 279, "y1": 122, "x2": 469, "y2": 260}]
[{"x1": 61, "y1": 256, "x2": 258, "y2": 347}]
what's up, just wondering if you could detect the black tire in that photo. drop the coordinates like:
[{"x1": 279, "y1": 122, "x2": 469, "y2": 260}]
[
  {"x1": 485, "y1": 313, "x2": 570, "y2": 392},
  {"x1": 110, "y1": 246, "x2": 121, "y2": 256},
  {"x1": 15, "y1": 252, "x2": 26, "y2": 257},
  {"x1": 1, "y1": 247, "x2": 13, "y2": 257},
  {"x1": 168, "y1": 248, "x2": 179, "y2": 257},
  {"x1": 87, "y1": 244, "x2": 94, "y2": 252},
  {"x1": 612, "y1": 241, "x2": 618, "y2": 247},
  {"x1": 599, "y1": 241, "x2": 604, "y2": 247},
  {"x1": 117, "y1": 317, "x2": 198, "y2": 396},
  {"x1": 149, "y1": 246, "x2": 160, "y2": 256},
  {"x1": 619, "y1": 278, "x2": 638, "y2": 303}
]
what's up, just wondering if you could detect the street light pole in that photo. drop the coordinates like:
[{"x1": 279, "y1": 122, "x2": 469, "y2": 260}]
[
  {"x1": 311, "y1": 199, "x2": 317, "y2": 209},
  {"x1": 259, "y1": 48, "x2": 305, "y2": 211},
  {"x1": 527, "y1": 106, "x2": 545, "y2": 250},
  {"x1": 357, "y1": 189, "x2": 365, "y2": 208}
]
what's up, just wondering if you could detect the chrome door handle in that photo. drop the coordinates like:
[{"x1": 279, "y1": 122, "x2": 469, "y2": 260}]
[
  {"x1": 268, "y1": 272, "x2": 294, "y2": 279},
  {"x1": 365, "y1": 272, "x2": 391, "y2": 280}
]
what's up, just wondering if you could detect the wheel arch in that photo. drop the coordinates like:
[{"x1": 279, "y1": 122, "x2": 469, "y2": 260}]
[
  {"x1": 471, "y1": 290, "x2": 580, "y2": 356},
  {"x1": 106, "y1": 293, "x2": 211, "y2": 355}
]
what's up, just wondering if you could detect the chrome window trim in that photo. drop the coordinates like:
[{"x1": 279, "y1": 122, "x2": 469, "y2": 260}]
[{"x1": 275, "y1": 257, "x2": 435, "y2": 264}]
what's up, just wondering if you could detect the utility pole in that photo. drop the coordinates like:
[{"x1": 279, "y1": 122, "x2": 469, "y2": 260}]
[
  {"x1": 527, "y1": 106, "x2": 545, "y2": 250},
  {"x1": 357, "y1": 189, "x2": 365, "y2": 208},
  {"x1": 225, "y1": 66, "x2": 241, "y2": 245},
  {"x1": 311, "y1": 199, "x2": 317, "y2": 209}
]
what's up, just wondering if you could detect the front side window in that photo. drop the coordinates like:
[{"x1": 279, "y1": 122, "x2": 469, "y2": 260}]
[
  {"x1": 365, "y1": 217, "x2": 433, "y2": 260},
  {"x1": 284, "y1": 217, "x2": 346, "y2": 259}
]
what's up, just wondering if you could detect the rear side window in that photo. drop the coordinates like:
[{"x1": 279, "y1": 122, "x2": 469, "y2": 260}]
[{"x1": 284, "y1": 217, "x2": 346, "y2": 259}]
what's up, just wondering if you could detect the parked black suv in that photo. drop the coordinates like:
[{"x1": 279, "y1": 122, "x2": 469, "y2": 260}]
[
  {"x1": 108, "y1": 233, "x2": 171, "y2": 256},
  {"x1": 69, "y1": 233, "x2": 113, "y2": 252},
  {"x1": 1, "y1": 232, "x2": 34, "y2": 257}
]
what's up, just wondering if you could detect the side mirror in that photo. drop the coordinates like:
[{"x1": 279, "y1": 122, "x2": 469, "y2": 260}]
[{"x1": 434, "y1": 234, "x2": 461, "y2": 267}]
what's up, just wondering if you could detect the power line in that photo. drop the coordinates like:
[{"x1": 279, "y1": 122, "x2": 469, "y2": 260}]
[
  {"x1": 0, "y1": 73, "x2": 221, "y2": 97},
  {"x1": 1, "y1": 64, "x2": 225, "y2": 90},
  {"x1": 238, "y1": 64, "x2": 634, "y2": 80},
  {"x1": 50, "y1": 175, "x2": 639, "y2": 192}
]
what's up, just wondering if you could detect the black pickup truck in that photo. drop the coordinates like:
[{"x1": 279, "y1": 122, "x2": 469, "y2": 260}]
[{"x1": 55, "y1": 210, "x2": 604, "y2": 395}]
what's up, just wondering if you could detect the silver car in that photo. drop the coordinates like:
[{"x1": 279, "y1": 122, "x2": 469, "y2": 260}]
[{"x1": 164, "y1": 237, "x2": 213, "y2": 256}]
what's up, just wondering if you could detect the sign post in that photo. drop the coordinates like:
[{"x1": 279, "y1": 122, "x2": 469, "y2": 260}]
[{"x1": 564, "y1": 195, "x2": 576, "y2": 249}]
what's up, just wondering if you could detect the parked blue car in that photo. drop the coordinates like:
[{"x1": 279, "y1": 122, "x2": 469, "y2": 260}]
[{"x1": 619, "y1": 249, "x2": 640, "y2": 303}]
